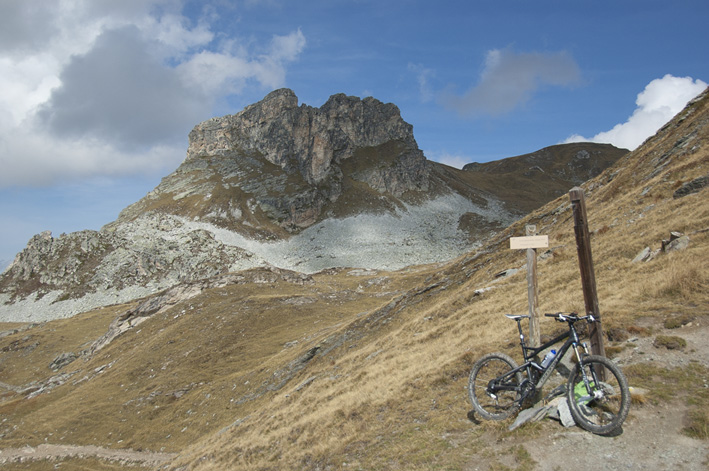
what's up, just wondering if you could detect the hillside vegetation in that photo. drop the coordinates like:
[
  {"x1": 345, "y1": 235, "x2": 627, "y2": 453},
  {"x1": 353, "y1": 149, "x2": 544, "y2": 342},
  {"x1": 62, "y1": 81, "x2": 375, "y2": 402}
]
[{"x1": 1, "y1": 89, "x2": 708, "y2": 470}]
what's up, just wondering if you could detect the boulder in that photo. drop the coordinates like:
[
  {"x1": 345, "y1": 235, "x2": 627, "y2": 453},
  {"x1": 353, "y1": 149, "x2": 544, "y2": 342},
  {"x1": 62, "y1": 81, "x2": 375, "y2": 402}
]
[
  {"x1": 673, "y1": 175, "x2": 708, "y2": 198},
  {"x1": 49, "y1": 352, "x2": 77, "y2": 371},
  {"x1": 632, "y1": 247, "x2": 652, "y2": 263},
  {"x1": 665, "y1": 235, "x2": 690, "y2": 252}
]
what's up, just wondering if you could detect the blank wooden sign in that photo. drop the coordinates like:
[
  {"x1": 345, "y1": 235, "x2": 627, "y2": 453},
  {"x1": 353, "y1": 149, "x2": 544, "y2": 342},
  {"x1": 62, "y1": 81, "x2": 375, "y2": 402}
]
[{"x1": 509, "y1": 235, "x2": 549, "y2": 250}]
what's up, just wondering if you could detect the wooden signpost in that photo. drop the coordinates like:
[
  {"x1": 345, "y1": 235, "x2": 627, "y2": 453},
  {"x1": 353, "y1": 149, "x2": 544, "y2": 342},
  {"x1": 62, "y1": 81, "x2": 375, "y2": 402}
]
[
  {"x1": 569, "y1": 187, "x2": 606, "y2": 359},
  {"x1": 510, "y1": 225, "x2": 548, "y2": 348},
  {"x1": 506, "y1": 188, "x2": 605, "y2": 367}
]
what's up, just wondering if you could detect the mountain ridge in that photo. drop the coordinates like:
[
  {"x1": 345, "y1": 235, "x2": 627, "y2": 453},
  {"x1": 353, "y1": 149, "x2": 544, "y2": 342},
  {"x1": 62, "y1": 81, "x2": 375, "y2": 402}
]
[
  {"x1": 0, "y1": 90, "x2": 625, "y2": 322},
  {"x1": 461, "y1": 142, "x2": 627, "y2": 213}
]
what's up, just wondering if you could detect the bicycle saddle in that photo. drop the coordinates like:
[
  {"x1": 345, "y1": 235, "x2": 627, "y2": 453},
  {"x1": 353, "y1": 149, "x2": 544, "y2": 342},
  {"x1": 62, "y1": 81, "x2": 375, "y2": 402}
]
[{"x1": 505, "y1": 314, "x2": 530, "y2": 320}]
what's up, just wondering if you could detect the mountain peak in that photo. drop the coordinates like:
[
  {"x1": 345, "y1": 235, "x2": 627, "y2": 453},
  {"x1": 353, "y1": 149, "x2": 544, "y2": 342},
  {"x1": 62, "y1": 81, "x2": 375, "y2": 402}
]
[
  {"x1": 246, "y1": 87, "x2": 299, "y2": 113},
  {"x1": 186, "y1": 89, "x2": 415, "y2": 185}
]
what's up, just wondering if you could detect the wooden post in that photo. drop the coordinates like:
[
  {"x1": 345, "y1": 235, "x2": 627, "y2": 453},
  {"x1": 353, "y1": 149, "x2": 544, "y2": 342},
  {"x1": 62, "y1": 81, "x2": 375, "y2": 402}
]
[
  {"x1": 568, "y1": 187, "x2": 606, "y2": 359},
  {"x1": 510, "y1": 229, "x2": 548, "y2": 349},
  {"x1": 526, "y1": 225, "x2": 541, "y2": 348}
]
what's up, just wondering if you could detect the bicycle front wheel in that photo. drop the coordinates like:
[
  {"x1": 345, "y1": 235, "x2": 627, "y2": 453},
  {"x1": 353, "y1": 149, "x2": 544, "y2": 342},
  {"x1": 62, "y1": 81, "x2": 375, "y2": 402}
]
[
  {"x1": 566, "y1": 355, "x2": 630, "y2": 435},
  {"x1": 468, "y1": 352, "x2": 522, "y2": 420}
]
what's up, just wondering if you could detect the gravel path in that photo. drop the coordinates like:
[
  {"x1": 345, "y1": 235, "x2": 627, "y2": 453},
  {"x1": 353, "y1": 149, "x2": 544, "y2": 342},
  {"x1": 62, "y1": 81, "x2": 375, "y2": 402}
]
[
  {"x1": 0, "y1": 444, "x2": 177, "y2": 467},
  {"x1": 525, "y1": 404, "x2": 708, "y2": 470}
]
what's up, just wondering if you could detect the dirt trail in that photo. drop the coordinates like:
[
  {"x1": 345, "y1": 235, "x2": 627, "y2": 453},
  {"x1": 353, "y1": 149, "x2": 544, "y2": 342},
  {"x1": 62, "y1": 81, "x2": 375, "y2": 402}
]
[
  {"x1": 0, "y1": 444, "x2": 177, "y2": 467},
  {"x1": 522, "y1": 317, "x2": 709, "y2": 471},
  {"x1": 525, "y1": 401, "x2": 708, "y2": 470}
]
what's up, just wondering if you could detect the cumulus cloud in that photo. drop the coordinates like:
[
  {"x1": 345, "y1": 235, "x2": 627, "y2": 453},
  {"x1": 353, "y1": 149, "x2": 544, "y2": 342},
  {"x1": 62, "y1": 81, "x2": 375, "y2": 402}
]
[
  {"x1": 36, "y1": 26, "x2": 210, "y2": 150},
  {"x1": 443, "y1": 48, "x2": 581, "y2": 116},
  {"x1": 0, "y1": 136, "x2": 182, "y2": 188},
  {"x1": 0, "y1": 0, "x2": 306, "y2": 188},
  {"x1": 425, "y1": 150, "x2": 470, "y2": 170},
  {"x1": 176, "y1": 29, "x2": 305, "y2": 96},
  {"x1": 0, "y1": 0, "x2": 61, "y2": 55},
  {"x1": 565, "y1": 75, "x2": 707, "y2": 150}
]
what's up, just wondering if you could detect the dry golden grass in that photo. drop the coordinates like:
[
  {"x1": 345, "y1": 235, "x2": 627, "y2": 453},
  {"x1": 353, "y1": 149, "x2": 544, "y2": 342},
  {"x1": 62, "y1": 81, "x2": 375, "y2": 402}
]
[
  {"x1": 0, "y1": 457, "x2": 146, "y2": 471},
  {"x1": 1, "y1": 90, "x2": 708, "y2": 470}
]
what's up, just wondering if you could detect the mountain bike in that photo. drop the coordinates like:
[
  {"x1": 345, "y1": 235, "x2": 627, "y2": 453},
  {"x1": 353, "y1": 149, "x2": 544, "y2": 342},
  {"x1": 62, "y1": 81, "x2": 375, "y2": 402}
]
[{"x1": 468, "y1": 312, "x2": 630, "y2": 435}]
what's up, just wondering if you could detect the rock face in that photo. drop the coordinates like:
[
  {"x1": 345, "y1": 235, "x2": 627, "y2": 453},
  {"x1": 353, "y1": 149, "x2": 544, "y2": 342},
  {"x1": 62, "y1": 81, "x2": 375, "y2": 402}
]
[
  {"x1": 0, "y1": 89, "x2": 625, "y2": 322},
  {"x1": 118, "y1": 89, "x2": 432, "y2": 234},
  {"x1": 187, "y1": 89, "x2": 420, "y2": 185}
]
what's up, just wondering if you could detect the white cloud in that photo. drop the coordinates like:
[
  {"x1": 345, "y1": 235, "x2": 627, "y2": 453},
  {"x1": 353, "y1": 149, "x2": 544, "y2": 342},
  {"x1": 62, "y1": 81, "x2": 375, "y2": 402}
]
[
  {"x1": 146, "y1": 12, "x2": 215, "y2": 55},
  {"x1": 408, "y1": 62, "x2": 435, "y2": 102},
  {"x1": 565, "y1": 74, "x2": 708, "y2": 150},
  {"x1": 0, "y1": 0, "x2": 306, "y2": 188},
  {"x1": 269, "y1": 28, "x2": 307, "y2": 62},
  {"x1": 177, "y1": 29, "x2": 305, "y2": 97},
  {"x1": 36, "y1": 26, "x2": 210, "y2": 150},
  {"x1": 443, "y1": 48, "x2": 581, "y2": 116},
  {"x1": 0, "y1": 120, "x2": 185, "y2": 188},
  {"x1": 426, "y1": 150, "x2": 470, "y2": 169},
  {"x1": 0, "y1": 0, "x2": 62, "y2": 55}
]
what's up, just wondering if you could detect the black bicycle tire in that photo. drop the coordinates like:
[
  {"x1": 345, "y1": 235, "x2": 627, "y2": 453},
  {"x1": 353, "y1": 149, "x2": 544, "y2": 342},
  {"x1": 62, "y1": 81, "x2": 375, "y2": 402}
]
[
  {"x1": 566, "y1": 355, "x2": 630, "y2": 435},
  {"x1": 468, "y1": 352, "x2": 522, "y2": 421}
]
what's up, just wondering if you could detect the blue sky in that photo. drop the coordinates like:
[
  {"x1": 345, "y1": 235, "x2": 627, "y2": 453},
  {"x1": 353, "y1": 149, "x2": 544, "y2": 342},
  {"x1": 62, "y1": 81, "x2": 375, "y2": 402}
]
[{"x1": 1, "y1": 0, "x2": 708, "y2": 268}]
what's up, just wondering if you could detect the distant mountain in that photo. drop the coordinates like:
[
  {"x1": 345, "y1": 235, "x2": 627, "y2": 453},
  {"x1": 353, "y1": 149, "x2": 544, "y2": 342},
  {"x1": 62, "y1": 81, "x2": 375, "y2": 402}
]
[
  {"x1": 0, "y1": 89, "x2": 625, "y2": 321},
  {"x1": 461, "y1": 142, "x2": 628, "y2": 213}
]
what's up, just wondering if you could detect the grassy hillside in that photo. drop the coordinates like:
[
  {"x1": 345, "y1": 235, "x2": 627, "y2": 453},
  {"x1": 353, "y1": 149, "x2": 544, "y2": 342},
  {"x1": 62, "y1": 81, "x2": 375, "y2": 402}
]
[
  {"x1": 1, "y1": 90, "x2": 707, "y2": 470},
  {"x1": 458, "y1": 142, "x2": 628, "y2": 214}
]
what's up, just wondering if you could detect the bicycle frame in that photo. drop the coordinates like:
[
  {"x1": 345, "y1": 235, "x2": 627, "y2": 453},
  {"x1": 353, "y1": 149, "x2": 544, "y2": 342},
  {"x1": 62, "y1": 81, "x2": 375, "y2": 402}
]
[{"x1": 488, "y1": 317, "x2": 588, "y2": 396}]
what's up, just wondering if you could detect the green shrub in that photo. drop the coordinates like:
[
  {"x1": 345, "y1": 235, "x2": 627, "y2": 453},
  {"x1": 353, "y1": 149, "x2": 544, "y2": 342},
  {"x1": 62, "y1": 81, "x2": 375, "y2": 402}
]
[
  {"x1": 606, "y1": 327, "x2": 629, "y2": 342},
  {"x1": 605, "y1": 345, "x2": 626, "y2": 359},
  {"x1": 627, "y1": 325, "x2": 653, "y2": 337},
  {"x1": 685, "y1": 409, "x2": 709, "y2": 440},
  {"x1": 663, "y1": 314, "x2": 694, "y2": 329},
  {"x1": 653, "y1": 335, "x2": 687, "y2": 350}
]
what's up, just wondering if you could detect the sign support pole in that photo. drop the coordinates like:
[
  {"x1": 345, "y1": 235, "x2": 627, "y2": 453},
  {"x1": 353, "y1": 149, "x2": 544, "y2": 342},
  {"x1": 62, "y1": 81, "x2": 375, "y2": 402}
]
[
  {"x1": 569, "y1": 187, "x2": 606, "y2": 359},
  {"x1": 509, "y1": 228, "x2": 548, "y2": 348},
  {"x1": 525, "y1": 225, "x2": 541, "y2": 348}
]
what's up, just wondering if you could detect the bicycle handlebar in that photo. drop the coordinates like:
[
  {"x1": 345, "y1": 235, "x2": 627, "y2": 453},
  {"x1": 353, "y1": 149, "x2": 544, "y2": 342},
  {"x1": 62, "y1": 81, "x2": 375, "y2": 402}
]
[{"x1": 544, "y1": 312, "x2": 596, "y2": 323}]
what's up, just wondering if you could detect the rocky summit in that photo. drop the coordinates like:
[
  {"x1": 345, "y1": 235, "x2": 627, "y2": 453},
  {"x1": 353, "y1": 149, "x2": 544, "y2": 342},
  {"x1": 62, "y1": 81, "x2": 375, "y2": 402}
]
[{"x1": 0, "y1": 89, "x2": 625, "y2": 322}]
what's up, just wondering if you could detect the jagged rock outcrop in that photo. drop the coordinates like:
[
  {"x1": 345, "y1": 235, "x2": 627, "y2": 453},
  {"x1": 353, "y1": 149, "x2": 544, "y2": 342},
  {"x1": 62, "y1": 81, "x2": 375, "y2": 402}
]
[
  {"x1": 1, "y1": 216, "x2": 258, "y2": 312},
  {"x1": 186, "y1": 89, "x2": 420, "y2": 185},
  {"x1": 117, "y1": 89, "x2": 433, "y2": 234}
]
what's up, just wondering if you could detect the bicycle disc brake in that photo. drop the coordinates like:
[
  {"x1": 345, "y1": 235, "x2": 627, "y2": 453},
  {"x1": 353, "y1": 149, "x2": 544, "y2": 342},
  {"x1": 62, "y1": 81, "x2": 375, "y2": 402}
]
[{"x1": 518, "y1": 379, "x2": 536, "y2": 402}]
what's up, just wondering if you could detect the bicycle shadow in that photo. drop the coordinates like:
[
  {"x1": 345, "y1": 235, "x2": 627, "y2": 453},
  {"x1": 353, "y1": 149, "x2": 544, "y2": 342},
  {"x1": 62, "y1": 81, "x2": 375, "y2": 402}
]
[
  {"x1": 602, "y1": 425, "x2": 624, "y2": 437},
  {"x1": 466, "y1": 408, "x2": 625, "y2": 437},
  {"x1": 466, "y1": 410, "x2": 482, "y2": 424}
]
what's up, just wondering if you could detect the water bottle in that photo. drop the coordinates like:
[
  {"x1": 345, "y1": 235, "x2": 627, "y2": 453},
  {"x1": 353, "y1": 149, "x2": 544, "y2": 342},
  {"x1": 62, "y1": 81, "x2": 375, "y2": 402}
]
[{"x1": 541, "y1": 349, "x2": 557, "y2": 368}]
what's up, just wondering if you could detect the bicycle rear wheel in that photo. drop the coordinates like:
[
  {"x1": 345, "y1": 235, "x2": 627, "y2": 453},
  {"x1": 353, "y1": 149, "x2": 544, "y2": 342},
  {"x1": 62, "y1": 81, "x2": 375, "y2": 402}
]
[
  {"x1": 566, "y1": 355, "x2": 630, "y2": 435},
  {"x1": 468, "y1": 353, "x2": 522, "y2": 420}
]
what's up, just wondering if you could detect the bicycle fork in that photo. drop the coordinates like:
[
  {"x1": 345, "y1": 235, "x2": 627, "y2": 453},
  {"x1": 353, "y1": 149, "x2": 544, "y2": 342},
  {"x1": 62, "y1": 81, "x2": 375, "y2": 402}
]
[{"x1": 572, "y1": 342, "x2": 603, "y2": 402}]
